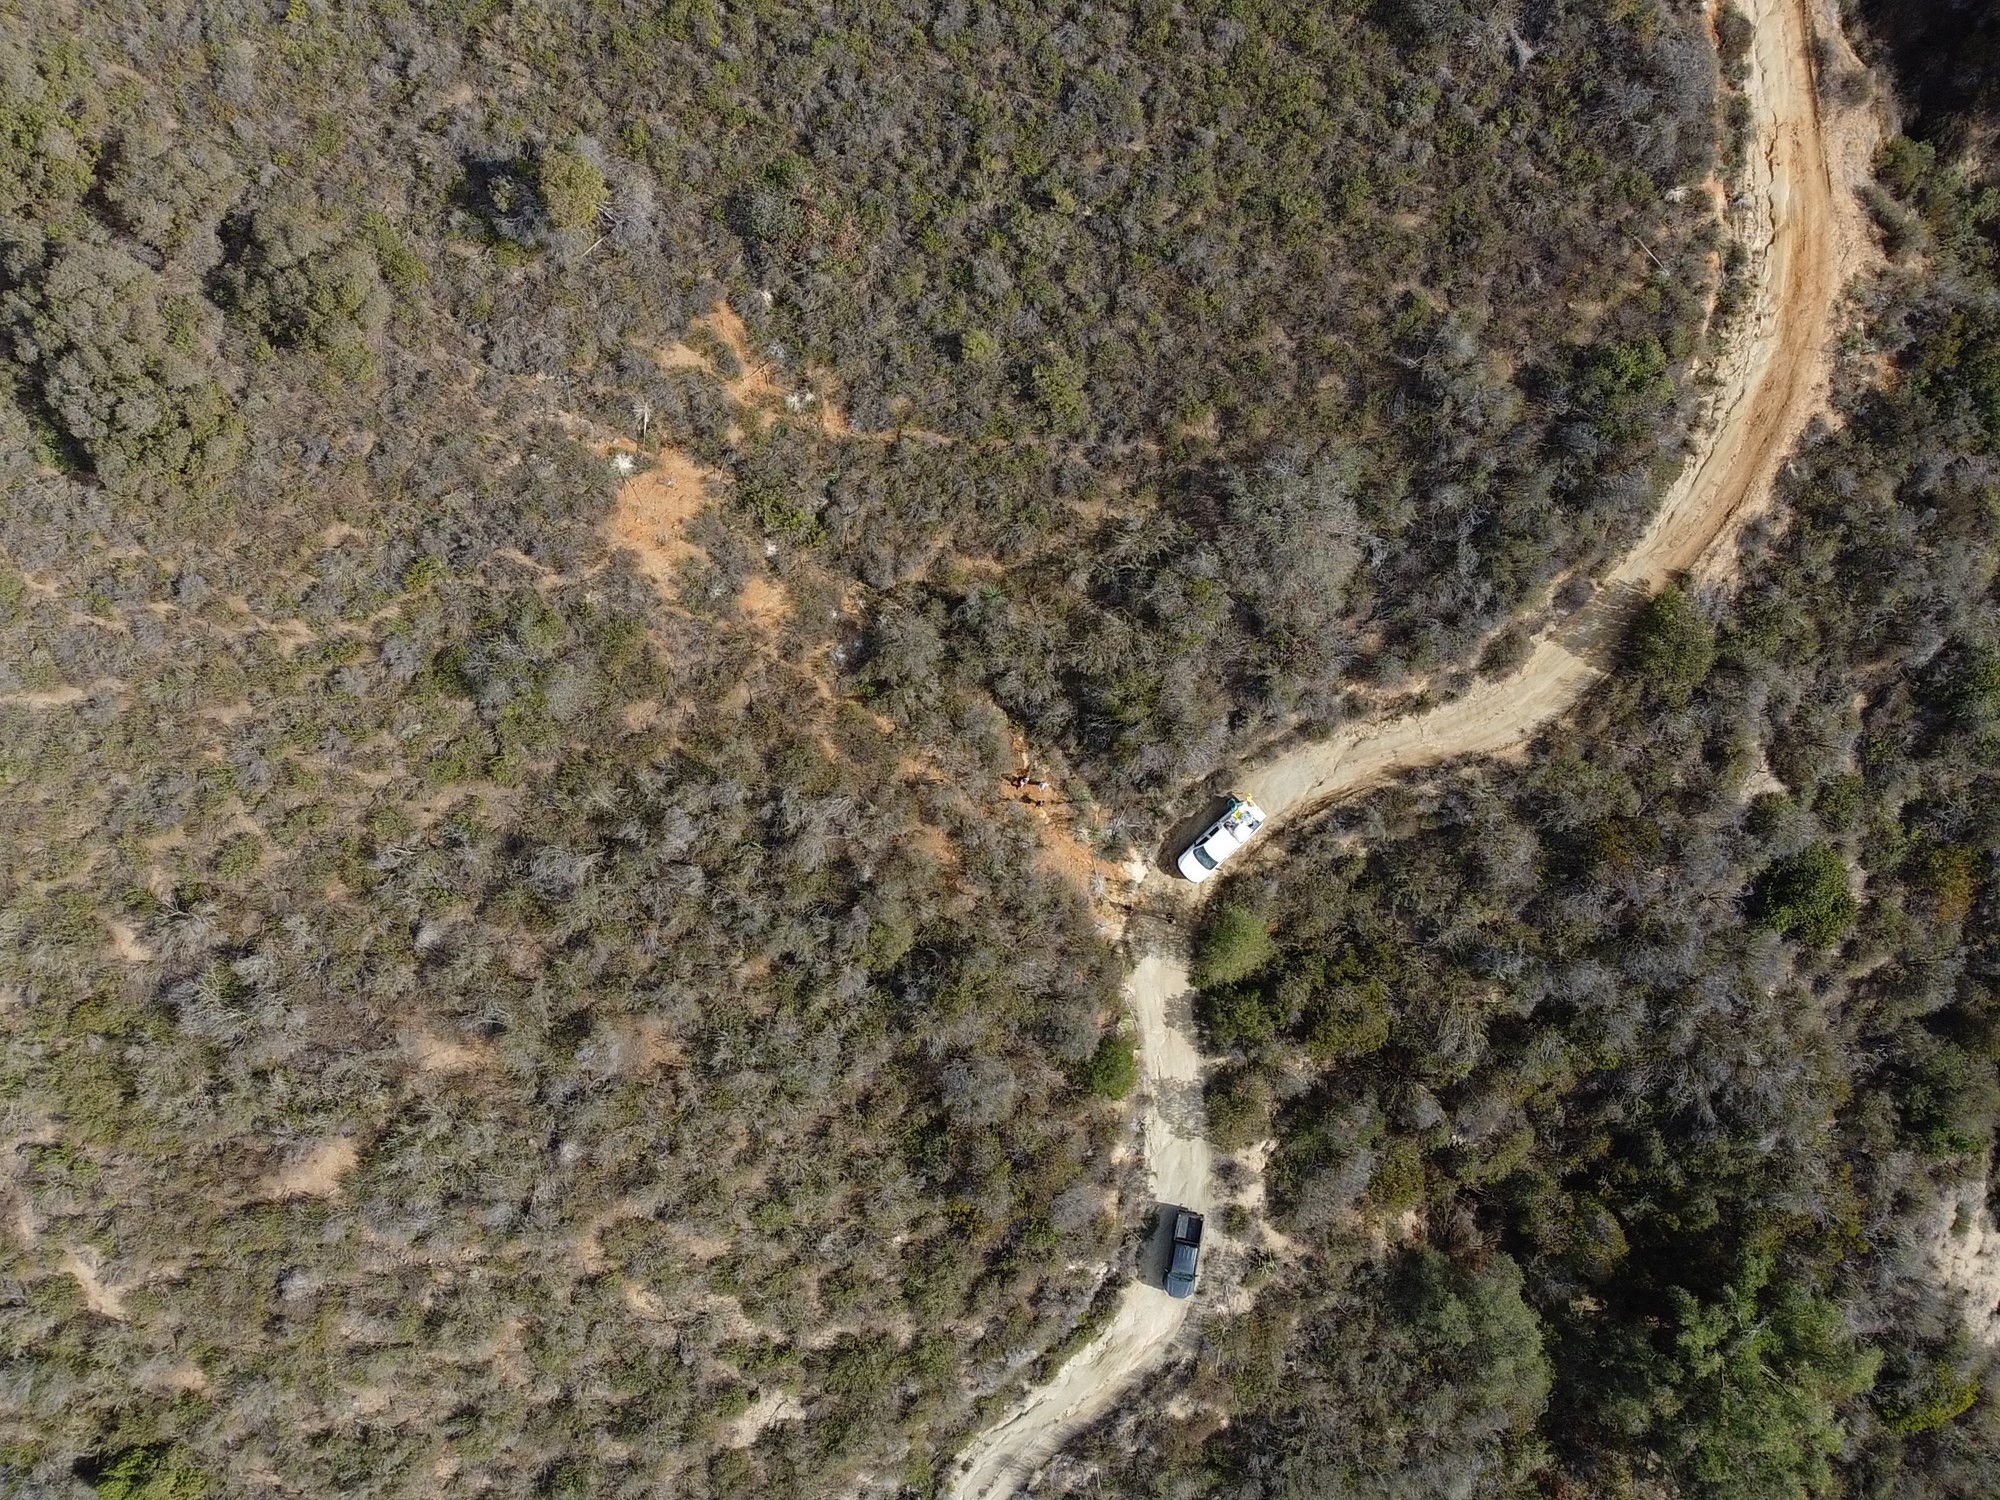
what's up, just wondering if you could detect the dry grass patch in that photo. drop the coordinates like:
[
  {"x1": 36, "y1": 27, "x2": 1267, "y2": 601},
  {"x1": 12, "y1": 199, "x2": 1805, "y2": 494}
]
[{"x1": 259, "y1": 1137, "x2": 360, "y2": 1200}]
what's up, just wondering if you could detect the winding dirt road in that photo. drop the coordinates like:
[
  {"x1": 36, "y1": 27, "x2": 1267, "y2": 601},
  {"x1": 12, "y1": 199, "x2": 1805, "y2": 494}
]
[
  {"x1": 948, "y1": 1, "x2": 1874, "y2": 1494},
  {"x1": 1247, "y1": 0, "x2": 1875, "y2": 825}
]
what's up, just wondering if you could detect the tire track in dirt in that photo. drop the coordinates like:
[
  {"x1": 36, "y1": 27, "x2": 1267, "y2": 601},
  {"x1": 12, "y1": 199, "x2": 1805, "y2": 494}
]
[{"x1": 947, "y1": 1, "x2": 1875, "y2": 1494}]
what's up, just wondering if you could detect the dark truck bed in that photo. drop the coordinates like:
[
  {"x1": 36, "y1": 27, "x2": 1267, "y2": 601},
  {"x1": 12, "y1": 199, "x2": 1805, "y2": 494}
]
[{"x1": 1165, "y1": 1210, "x2": 1204, "y2": 1298}]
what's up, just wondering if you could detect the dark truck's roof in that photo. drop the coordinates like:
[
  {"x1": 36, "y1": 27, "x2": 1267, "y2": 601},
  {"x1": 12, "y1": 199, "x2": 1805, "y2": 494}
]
[{"x1": 1165, "y1": 1210, "x2": 1204, "y2": 1298}]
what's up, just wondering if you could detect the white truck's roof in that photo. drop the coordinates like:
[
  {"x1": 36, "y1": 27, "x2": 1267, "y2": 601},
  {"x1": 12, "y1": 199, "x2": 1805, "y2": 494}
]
[{"x1": 1178, "y1": 797, "x2": 1267, "y2": 882}]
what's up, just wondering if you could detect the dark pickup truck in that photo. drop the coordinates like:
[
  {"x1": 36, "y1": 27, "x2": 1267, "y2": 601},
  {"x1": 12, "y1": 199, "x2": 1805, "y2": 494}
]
[{"x1": 1165, "y1": 1209, "x2": 1204, "y2": 1298}]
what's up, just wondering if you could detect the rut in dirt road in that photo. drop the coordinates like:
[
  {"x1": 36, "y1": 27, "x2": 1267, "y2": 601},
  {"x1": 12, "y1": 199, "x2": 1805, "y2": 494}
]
[{"x1": 944, "y1": 1, "x2": 1874, "y2": 1495}]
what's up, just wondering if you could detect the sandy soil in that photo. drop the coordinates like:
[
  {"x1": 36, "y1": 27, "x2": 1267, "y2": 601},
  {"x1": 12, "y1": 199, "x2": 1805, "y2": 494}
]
[
  {"x1": 1932, "y1": 1182, "x2": 2000, "y2": 1346},
  {"x1": 138, "y1": 1357, "x2": 210, "y2": 1395},
  {"x1": 257, "y1": 1137, "x2": 360, "y2": 1200},
  {"x1": 949, "y1": 2, "x2": 1875, "y2": 1491},
  {"x1": 105, "y1": 917, "x2": 155, "y2": 964},
  {"x1": 62, "y1": 1244, "x2": 129, "y2": 1319},
  {"x1": 400, "y1": 1024, "x2": 497, "y2": 1075},
  {"x1": 1245, "y1": 0, "x2": 1877, "y2": 827},
  {"x1": 0, "y1": 685, "x2": 85, "y2": 707},
  {"x1": 736, "y1": 570, "x2": 792, "y2": 632},
  {"x1": 719, "y1": 1388, "x2": 806, "y2": 1450},
  {"x1": 606, "y1": 447, "x2": 720, "y2": 593}
]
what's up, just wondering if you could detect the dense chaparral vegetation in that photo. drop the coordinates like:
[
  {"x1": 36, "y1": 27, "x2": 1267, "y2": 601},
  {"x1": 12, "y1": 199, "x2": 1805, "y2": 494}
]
[
  {"x1": 7, "y1": 0, "x2": 1998, "y2": 1496},
  {"x1": 0, "y1": 0, "x2": 1709, "y2": 1490}
]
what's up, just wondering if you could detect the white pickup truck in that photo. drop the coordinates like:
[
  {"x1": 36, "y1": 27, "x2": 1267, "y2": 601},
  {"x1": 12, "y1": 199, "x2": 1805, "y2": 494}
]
[{"x1": 1176, "y1": 796, "x2": 1266, "y2": 883}]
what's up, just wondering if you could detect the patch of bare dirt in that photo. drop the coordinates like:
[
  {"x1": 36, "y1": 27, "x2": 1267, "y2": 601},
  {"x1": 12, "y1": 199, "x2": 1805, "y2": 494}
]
[
  {"x1": 648, "y1": 299, "x2": 796, "y2": 438},
  {"x1": 1226, "y1": 1139, "x2": 1310, "y2": 1266},
  {"x1": 737, "y1": 570, "x2": 791, "y2": 632},
  {"x1": 1932, "y1": 1182, "x2": 2000, "y2": 1346},
  {"x1": 619, "y1": 1278, "x2": 669, "y2": 1320},
  {"x1": 999, "y1": 746, "x2": 1147, "y2": 936},
  {"x1": 138, "y1": 1357, "x2": 209, "y2": 1395},
  {"x1": 605, "y1": 1015, "x2": 683, "y2": 1075},
  {"x1": 105, "y1": 917, "x2": 155, "y2": 963},
  {"x1": 62, "y1": 1244, "x2": 129, "y2": 1319},
  {"x1": 0, "y1": 685, "x2": 85, "y2": 707},
  {"x1": 400, "y1": 1024, "x2": 498, "y2": 1076},
  {"x1": 607, "y1": 447, "x2": 721, "y2": 594},
  {"x1": 574, "y1": 1197, "x2": 653, "y2": 1276},
  {"x1": 720, "y1": 1388, "x2": 806, "y2": 1449},
  {"x1": 258, "y1": 1137, "x2": 360, "y2": 1200}
]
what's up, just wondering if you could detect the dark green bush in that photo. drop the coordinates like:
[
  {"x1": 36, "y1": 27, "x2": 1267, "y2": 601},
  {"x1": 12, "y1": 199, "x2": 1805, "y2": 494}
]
[
  {"x1": 535, "y1": 141, "x2": 610, "y2": 234},
  {"x1": 1192, "y1": 903, "x2": 1277, "y2": 989},
  {"x1": 1081, "y1": 1031, "x2": 1138, "y2": 1100},
  {"x1": 1631, "y1": 584, "x2": 1718, "y2": 706},
  {"x1": 93, "y1": 1445, "x2": 206, "y2": 1500},
  {"x1": 1754, "y1": 843, "x2": 1860, "y2": 946},
  {"x1": 215, "y1": 207, "x2": 388, "y2": 377}
]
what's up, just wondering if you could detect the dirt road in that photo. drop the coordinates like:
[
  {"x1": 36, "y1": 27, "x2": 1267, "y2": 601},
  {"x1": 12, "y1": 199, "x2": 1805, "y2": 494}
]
[
  {"x1": 948, "y1": 946, "x2": 1208, "y2": 1500},
  {"x1": 947, "y1": 1, "x2": 1872, "y2": 1494},
  {"x1": 1249, "y1": 0, "x2": 1875, "y2": 826}
]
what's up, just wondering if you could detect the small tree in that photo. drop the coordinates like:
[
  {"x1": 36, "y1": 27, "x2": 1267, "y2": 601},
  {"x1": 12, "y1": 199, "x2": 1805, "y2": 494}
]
[
  {"x1": 1631, "y1": 585, "x2": 1717, "y2": 706},
  {"x1": 215, "y1": 206, "x2": 388, "y2": 378},
  {"x1": 3, "y1": 239, "x2": 241, "y2": 494},
  {"x1": 1194, "y1": 903, "x2": 1277, "y2": 988},
  {"x1": 1753, "y1": 843, "x2": 1858, "y2": 946}
]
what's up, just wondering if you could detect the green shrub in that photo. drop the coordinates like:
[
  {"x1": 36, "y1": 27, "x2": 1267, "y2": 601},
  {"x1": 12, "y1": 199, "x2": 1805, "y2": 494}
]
[
  {"x1": 1931, "y1": 641, "x2": 2000, "y2": 727},
  {"x1": 1753, "y1": 843, "x2": 1859, "y2": 946},
  {"x1": 94, "y1": 1445, "x2": 206, "y2": 1500},
  {"x1": 1631, "y1": 586, "x2": 1717, "y2": 706},
  {"x1": 1881, "y1": 1361, "x2": 1981, "y2": 1434},
  {"x1": 1207, "y1": 1068, "x2": 1273, "y2": 1149},
  {"x1": 1303, "y1": 980, "x2": 1391, "y2": 1060},
  {"x1": 1028, "y1": 352, "x2": 1089, "y2": 433},
  {"x1": 536, "y1": 142, "x2": 610, "y2": 233},
  {"x1": 1081, "y1": 1031, "x2": 1137, "y2": 1099},
  {"x1": 1369, "y1": 1138, "x2": 1425, "y2": 1211},
  {"x1": 214, "y1": 832, "x2": 263, "y2": 881},
  {"x1": 1194, "y1": 903, "x2": 1277, "y2": 988}
]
